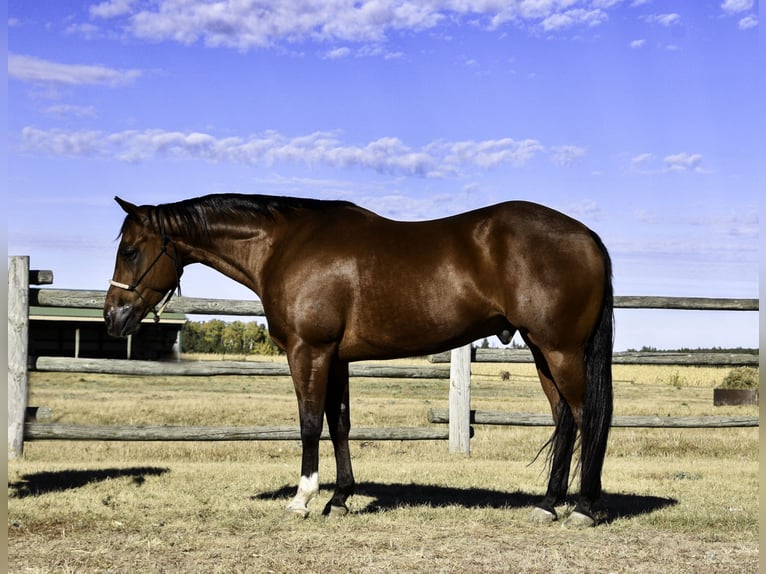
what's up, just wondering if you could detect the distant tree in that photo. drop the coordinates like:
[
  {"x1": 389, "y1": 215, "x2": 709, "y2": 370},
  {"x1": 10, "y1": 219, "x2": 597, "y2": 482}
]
[
  {"x1": 181, "y1": 319, "x2": 282, "y2": 355},
  {"x1": 203, "y1": 319, "x2": 226, "y2": 353},
  {"x1": 222, "y1": 321, "x2": 246, "y2": 354}
]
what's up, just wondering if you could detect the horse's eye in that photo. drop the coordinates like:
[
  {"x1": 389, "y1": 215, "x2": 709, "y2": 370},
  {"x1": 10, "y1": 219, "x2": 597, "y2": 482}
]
[{"x1": 122, "y1": 247, "x2": 138, "y2": 263}]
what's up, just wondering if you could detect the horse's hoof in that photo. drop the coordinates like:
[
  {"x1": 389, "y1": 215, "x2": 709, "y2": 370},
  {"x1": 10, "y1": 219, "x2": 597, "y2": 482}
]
[
  {"x1": 562, "y1": 511, "x2": 595, "y2": 529},
  {"x1": 528, "y1": 507, "x2": 557, "y2": 524},
  {"x1": 282, "y1": 507, "x2": 309, "y2": 521},
  {"x1": 327, "y1": 504, "x2": 349, "y2": 518}
]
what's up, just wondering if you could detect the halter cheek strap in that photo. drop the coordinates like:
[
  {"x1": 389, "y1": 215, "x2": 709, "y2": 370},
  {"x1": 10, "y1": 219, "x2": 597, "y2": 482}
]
[{"x1": 109, "y1": 227, "x2": 182, "y2": 323}]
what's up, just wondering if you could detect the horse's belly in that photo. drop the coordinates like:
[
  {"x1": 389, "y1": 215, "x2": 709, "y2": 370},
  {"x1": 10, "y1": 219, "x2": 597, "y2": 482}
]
[{"x1": 337, "y1": 295, "x2": 500, "y2": 361}]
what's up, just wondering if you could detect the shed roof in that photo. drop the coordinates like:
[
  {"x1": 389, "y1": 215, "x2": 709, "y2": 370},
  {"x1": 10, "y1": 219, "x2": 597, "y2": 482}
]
[{"x1": 30, "y1": 306, "x2": 186, "y2": 324}]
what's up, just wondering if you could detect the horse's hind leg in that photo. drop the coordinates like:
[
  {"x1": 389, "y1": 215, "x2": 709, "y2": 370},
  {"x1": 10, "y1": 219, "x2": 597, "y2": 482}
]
[
  {"x1": 323, "y1": 360, "x2": 355, "y2": 516},
  {"x1": 539, "y1": 348, "x2": 608, "y2": 528},
  {"x1": 528, "y1": 346, "x2": 578, "y2": 524}
]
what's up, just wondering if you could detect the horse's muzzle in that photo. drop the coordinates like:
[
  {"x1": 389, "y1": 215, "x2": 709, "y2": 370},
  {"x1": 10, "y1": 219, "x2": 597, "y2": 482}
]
[{"x1": 104, "y1": 304, "x2": 141, "y2": 338}]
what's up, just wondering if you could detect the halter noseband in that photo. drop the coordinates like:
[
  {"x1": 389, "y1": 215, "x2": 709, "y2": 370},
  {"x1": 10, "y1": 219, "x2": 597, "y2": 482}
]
[{"x1": 109, "y1": 220, "x2": 182, "y2": 323}]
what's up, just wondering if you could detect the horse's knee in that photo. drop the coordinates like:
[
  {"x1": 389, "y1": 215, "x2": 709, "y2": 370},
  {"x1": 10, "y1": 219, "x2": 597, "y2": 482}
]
[{"x1": 299, "y1": 414, "x2": 324, "y2": 444}]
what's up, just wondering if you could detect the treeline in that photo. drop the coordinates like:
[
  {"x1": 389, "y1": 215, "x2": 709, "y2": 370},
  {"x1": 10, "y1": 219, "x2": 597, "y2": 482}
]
[
  {"x1": 181, "y1": 320, "x2": 282, "y2": 355},
  {"x1": 627, "y1": 345, "x2": 759, "y2": 354}
]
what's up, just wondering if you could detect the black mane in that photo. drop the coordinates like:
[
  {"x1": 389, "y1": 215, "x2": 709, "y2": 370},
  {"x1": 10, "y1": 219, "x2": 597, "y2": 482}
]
[{"x1": 133, "y1": 193, "x2": 357, "y2": 239}]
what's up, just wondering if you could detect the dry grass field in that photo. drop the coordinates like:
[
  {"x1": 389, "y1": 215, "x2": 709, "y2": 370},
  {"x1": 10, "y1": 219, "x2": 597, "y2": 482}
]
[{"x1": 7, "y1": 357, "x2": 759, "y2": 573}]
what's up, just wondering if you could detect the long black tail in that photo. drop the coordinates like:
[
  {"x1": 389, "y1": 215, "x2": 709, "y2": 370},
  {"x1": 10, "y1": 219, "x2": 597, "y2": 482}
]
[{"x1": 579, "y1": 231, "x2": 614, "y2": 506}]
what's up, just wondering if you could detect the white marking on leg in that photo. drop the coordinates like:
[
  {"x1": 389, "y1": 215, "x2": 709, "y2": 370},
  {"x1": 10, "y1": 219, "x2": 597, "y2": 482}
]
[{"x1": 286, "y1": 472, "x2": 319, "y2": 516}]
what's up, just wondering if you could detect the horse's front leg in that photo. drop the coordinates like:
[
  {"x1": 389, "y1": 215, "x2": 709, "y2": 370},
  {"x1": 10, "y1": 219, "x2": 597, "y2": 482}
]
[
  {"x1": 323, "y1": 360, "x2": 354, "y2": 516},
  {"x1": 284, "y1": 343, "x2": 332, "y2": 518}
]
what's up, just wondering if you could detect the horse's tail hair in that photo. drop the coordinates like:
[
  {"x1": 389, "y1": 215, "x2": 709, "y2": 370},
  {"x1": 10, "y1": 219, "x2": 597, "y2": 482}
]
[{"x1": 579, "y1": 231, "x2": 614, "y2": 499}]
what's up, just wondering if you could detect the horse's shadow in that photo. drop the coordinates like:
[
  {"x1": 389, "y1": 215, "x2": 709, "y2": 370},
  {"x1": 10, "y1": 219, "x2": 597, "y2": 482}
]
[
  {"x1": 254, "y1": 482, "x2": 677, "y2": 523},
  {"x1": 9, "y1": 469, "x2": 677, "y2": 523},
  {"x1": 8, "y1": 467, "x2": 169, "y2": 499}
]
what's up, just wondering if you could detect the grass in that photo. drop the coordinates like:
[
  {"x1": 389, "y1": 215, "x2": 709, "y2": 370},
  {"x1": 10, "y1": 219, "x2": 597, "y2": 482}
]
[
  {"x1": 717, "y1": 367, "x2": 760, "y2": 389},
  {"x1": 7, "y1": 358, "x2": 759, "y2": 573}
]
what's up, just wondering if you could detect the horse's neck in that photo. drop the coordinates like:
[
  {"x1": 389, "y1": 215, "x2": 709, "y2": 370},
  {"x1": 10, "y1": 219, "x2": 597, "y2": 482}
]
[{"x1": 178, "y1": 227, "x2": 273, "y2": 297}]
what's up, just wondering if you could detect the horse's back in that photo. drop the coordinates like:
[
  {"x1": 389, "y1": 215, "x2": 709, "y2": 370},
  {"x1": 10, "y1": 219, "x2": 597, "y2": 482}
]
[{"x1": 264, "y1": 200, "x2": 607, "y2": 360}]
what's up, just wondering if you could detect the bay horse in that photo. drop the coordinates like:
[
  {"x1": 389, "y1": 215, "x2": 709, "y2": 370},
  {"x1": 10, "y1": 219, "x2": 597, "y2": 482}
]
[{"x1": 104, "y1": 193, "x2": 613, "y2": 527}]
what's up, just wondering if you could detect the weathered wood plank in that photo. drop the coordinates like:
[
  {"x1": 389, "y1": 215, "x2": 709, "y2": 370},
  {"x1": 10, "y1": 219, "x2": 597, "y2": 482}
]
[
  {"x1": 427, "y1": 408, "x2": 758, "y2": 428},
  {"x1": 351, "y1": 364, "x2": 449, "y2": 379},
  {"x1": 614, "y1": 296, "x2": 758, "y2": 311},
  {"x1": 612, "y1": 352, "x2": 758, "y2": 366},
  {"x1": 429, "y1": 348, "x2": 758, "y2": 366},
  {"x1": 29, "y1": 290, "x2": 758, "y2": 315},
  {"x1": 8, "y1": 256, "x2": 31, "y2": 459},
  {"x1": 30, "y1": 289, "x2": 107, "y2": 309},
  {"x1": 30, "y1": 289, "x2": 265, "y2": 316},
  {"x1": 449, "y1": 345, "x2": 472, "y2": 456},
  {"x1": 33, "y1": 356, "x2": 450, "y2": 379},
  {"x1": 25, "y1": 406, "x2": 53, "y2": 422},
  {"x1": 29, "y1": 270, "x2": 54, "y2": 286},
  {"x1": 24, "y1": 423, "x2": 451, "y2": 441}
]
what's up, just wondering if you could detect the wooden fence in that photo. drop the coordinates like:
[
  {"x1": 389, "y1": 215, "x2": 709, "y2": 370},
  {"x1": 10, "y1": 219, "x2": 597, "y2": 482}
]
[{"x1": 7, "y1": 256, "x2": 760, "y2": 460}]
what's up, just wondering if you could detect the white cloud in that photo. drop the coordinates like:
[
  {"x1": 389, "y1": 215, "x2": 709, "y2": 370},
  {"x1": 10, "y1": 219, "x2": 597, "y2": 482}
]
[
  {"x1": 323, "y1": 46, "x2": 352, "y2": 59},
  {"x1": 643, "y1": 13, "x2": 681, "y2": 26},
  {"x1": 561, "y1": 198, "x2": 603, "y2": 221},
  {"x1": 663, "y1": 152, "x2": 703, "y2": 173},
  {"x1": 738, "y1": 15, "x2": 758, "y2": 29},
  {"x1": 630, "y1": 152, "x2": 705, "y2": 174},
  {"x1": 630, "y1": 152, "x2": 655, "y2": 173},
  {"x1": 43, "y1": 104, "x2": 99, "y2": 119},
  {"x1": 123, "y1": 1, "x2": 444, "y2": 48},
  {"x1": 721, "y1": 0, "x2": 754, "y2": 14},
  {"x1": 90, "y1": 0, "x2": 137, "y2": 18},
  {"x1": 357, "y1": 44, "x2": 404, "y2": 59},
  {"x1": 83, "y1": 0, "x2": 620, "y2": 51},
  {"x1": 550, "y1": 145, "x2": 586, "y2": 166},
  {"x1": 689, "y1": 210, "x2": 759, "y2": 239},
  {"x1": 541, "y1": 8, "x2": 608, "y2": 32},
  {"x1": 629, "y1": 38, "x2": 646, "y2": 48},
  {"x1": 437, "y1": 138, "x2": 545, "y2": 169},
  {"x1": 19, "y1": 127, "x2": 570, "y2": 175},
  {"x1": 21, "y1": 127, "x2": 105, "y2": 156},
  {"x1": 591, "y1": 0, "x2": 623, "y2": 8},
  {"x1": 8, "y1": 53, "x2": 141, "y2": 86}
]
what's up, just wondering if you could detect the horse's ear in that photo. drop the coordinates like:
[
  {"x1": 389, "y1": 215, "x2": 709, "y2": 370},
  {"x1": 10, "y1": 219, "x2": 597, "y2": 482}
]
[{"x1": 115, "y1": 196, "x2": 142, "y2": 219}]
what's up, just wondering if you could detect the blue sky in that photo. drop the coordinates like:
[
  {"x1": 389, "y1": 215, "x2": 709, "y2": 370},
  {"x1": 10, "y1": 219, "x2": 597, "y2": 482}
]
[{"x1": 6, "y1": 0, "x2": 760, "y2": 351}]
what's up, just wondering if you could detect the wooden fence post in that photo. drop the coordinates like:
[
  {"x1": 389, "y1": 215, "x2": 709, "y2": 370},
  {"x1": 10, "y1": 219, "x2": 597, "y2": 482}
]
[
  {"x1": 8, "y1": 256, "x2": 30, "y2": 459},
  {"x1": 449, "y1": 344, "x2": 472, "y2": 456}
]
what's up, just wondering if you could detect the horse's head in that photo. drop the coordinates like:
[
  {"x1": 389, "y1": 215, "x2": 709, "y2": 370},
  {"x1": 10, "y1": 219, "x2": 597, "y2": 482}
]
[{"x1": 104, "y1": 197, "x2": 182, "y2": 337}]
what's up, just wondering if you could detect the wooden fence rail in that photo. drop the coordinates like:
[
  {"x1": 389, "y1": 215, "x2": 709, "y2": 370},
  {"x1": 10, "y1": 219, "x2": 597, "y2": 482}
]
[
  {"x1": 24, "y1": 423, "x2": 452, "y2": 442},
  {"x1": 30, "y1": 288, "x2": 759, "y2": 314},
  {"x1": 429, "y1": 348, "x2": 759, "y2": 367},
  {"x1": 32, "y1": 356, "x2": 450, "y2": 379},
  {"x1": 31, "y1": 289, "x2": 266, "y2": 316},
  {"x1": 7, "y1": 256, "x2": 760, "y2": 460},
  {"x1": 427, "y1": 408, "x2": 759, "y2": 428}
]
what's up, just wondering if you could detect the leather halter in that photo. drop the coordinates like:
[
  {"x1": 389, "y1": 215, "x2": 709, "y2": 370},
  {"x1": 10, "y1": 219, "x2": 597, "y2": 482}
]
[{"x1": 109, "y1": 219, "x2": 182, "y2": 323}]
